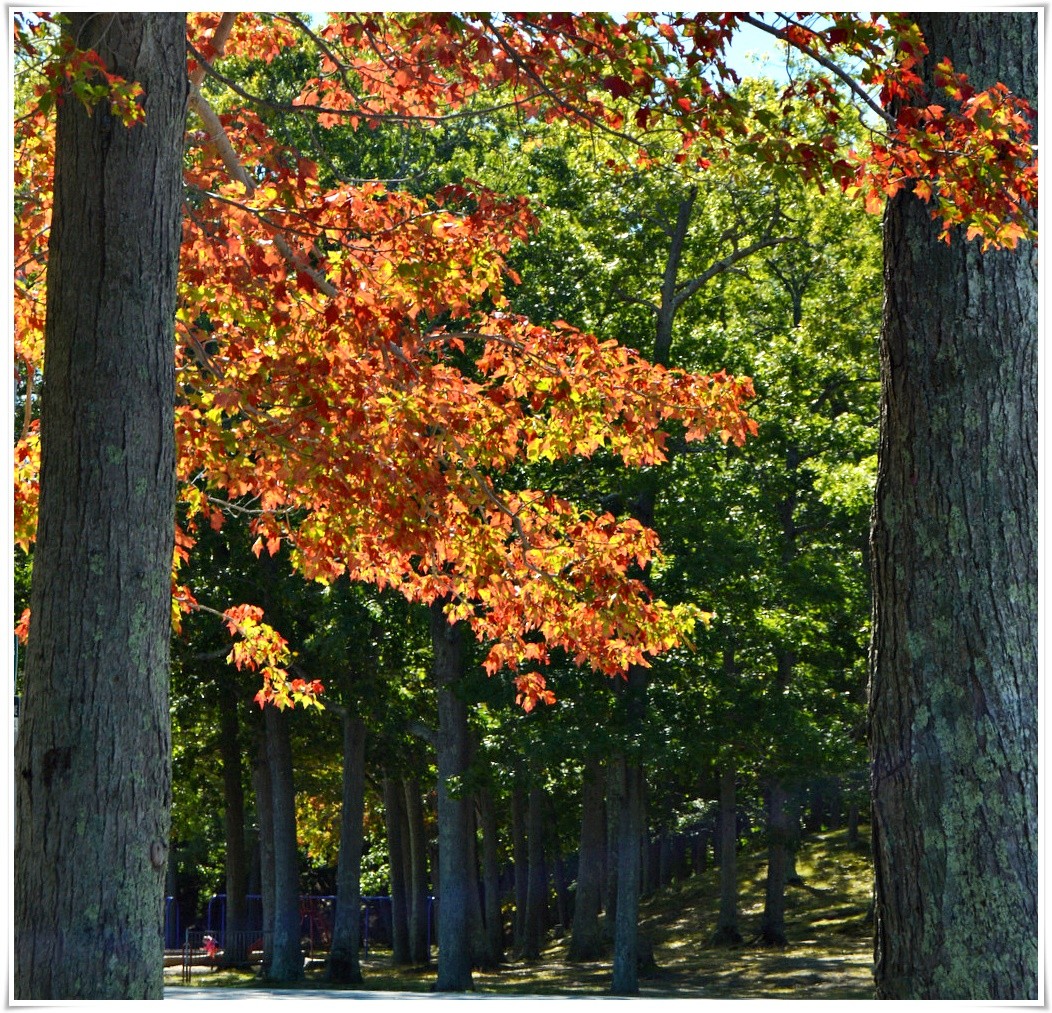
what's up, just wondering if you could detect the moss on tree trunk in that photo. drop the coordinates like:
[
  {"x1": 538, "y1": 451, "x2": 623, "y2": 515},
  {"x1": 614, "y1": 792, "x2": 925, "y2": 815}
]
[{"x1": 869, "y1": 12, "x2": 1037, "y2": 1000}]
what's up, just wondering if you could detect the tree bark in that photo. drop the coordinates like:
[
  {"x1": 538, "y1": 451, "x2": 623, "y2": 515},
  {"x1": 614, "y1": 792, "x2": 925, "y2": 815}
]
[
  {"x1": 870, "y1": 13, "x2": 1038, "y2": 1001},
  {"x1": 465, "y1": 794, "x2": 488, "y2": 968},
  {"x1": 602, "y1": 756, "x2": 624, "y2": 940},
  {"x1": 217, "y1": 679, "x2": 249, "y2": 966},
  {"x1": 785, "y1": 788, "x2": 803, "y2": 885},
  {"x1": 477, "y1": 785, "x2": 504, "y2": 966},
  {"x1": 13, "y1": 13, "x2": 186, "y2": 1000},
  {"x1": 431, "y1": 601, "x2": 475, "y2": 991},
  {"x1": 611, "y1": 750, "x2": 645, "y2": 994},
  {"x1": 264, "y1": 704, "x2": 303, "y2": 981},
  {"x1": 251, "y1": 734, "x2": 275, "y2": 975},
  {"x1": 403, "y1": 778, "x2": 431, "y2": 964},
  {"x1": 510, "y1": 777, "x2": 529, "y2": 953},
  {"x1": 568, "y1": 757, "x2": 605, "y2": 961},
  {"x1": 383, "y1": 775, "x2": 412, "y2": 964},
  {"x1": 760, "y1": 778, "x2": 789, "y2": 947},
  {"x1": 710, "y1": 766, "x2": 742, "y2": 946},
  {"x1": 328, "y1": 713, "x2": 366, "y2": 984}
]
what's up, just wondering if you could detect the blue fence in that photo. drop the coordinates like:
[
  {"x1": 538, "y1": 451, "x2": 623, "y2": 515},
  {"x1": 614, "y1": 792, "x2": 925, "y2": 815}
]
[{"x1": 164, "y1": 896, "x2": 181, "y2": 949}]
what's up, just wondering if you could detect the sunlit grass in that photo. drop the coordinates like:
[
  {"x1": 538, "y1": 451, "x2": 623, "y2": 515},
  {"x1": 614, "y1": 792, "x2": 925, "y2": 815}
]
[{"x1": 166, "y1": 826, "x2": 875, "y2": 998}]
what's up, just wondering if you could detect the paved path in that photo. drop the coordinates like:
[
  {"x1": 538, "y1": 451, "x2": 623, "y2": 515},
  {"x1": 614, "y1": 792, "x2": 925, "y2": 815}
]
[{"x1": 165, "y1": 987, "x2": 608, "y2": 1001}]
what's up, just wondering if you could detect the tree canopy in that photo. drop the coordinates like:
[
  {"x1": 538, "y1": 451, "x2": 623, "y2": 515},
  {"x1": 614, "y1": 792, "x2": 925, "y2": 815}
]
[{"x1": 13, "y1": 12, "x2": 1036, "y2": 712}]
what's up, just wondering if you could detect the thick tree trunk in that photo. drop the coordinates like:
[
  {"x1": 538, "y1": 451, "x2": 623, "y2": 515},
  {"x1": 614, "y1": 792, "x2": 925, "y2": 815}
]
[
  {"x1": 12, "y1": 13, "x2": 186, "y2": 1000},
  {"x1": 431, "y1": 601, "x2": 475, "y2": 991},
  {"x1": 569, "y1": 757, "x2": 605, "y2": 961},
  {"x1": 403, "y1": 778, "x2": 431, "y2": 964},
  {"x1": 328, "y1": 713, "x2": 366, "y2": 984},
  {"x1": 710, "y1": 766, "x2": 742, "y2": 946},
  {"x1": 264, "y1": 705, "x2": 303, "y2": 981},
  {"x1": 383, "y1": 776, "x2": 412, "y2": 964},
  {"x1": 252, "y1": 735, "x2": 275, "y2": 974},
  {"x1": 477, "y1": 785, "x2": 504, "y2": 966},
  {"x1": 760, "y1": 779, "x2": 789, "y2": 946},
  {"x1": 870, "y1": 13, "x2": 1038, "y2": 1001},
  {"x1": 217, "y1": 680, "x2": 249, "y2": 966},
  {"x1": 521, "y1": 783, "x2": 549, "y2": 959}
]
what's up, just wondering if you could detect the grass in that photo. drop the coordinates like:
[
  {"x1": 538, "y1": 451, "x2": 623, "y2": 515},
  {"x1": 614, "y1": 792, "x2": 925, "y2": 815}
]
[{"x1": 166, "y1": 826, "x2": 876, "y2": 999}]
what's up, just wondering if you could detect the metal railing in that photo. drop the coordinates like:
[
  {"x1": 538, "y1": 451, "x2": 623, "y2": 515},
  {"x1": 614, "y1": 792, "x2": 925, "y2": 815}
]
[{"x1": 181, "y1": 929, "x2": 271, "y2": 984}]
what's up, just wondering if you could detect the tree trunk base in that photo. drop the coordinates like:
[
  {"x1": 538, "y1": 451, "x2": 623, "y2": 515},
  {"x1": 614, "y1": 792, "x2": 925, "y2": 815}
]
[
  {"x1": 637, "y1": 935, "x2": 659, "y2": 979},
  {"x1": 326, "y1": 954, "x2": 363, "y2": 986},
  {"x1": 756, "y1": 927, "x2": 788, "y2": 948},
  {"x1": 708, "y1": 925, "x2": 743, "y2": 947},
  {"x1": 567, "y1": 937, "x2": 607, "y2": 962}
]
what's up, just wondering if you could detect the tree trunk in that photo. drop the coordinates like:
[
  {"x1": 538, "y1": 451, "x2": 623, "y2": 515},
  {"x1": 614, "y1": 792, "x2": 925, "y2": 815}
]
[
  {"x1": 611, "y1": 753, "x2": 645, "y2": 994},
  {"x1": 521, "y1": 783, "x2": 549, "y2": 960},
  {"x1": 465, "y1": 795, "x2": 488, "y2": 968},
  {"x1": 264, "y1": 704, "x2": 303, "y2": 981},
  {"x1": 658, "y1": 834, "x2": 673, "y2": 890},
  {"x1": 252, "y1": 734, "x2": 275, "y2": 975},
  {"x1": 13, "y1": 13, "x2": 186, "y2": 1000},
  {"x1": 403, "y1": 777, "x2": 431, "y2": 964},
  {"x1": 217, "y1": 679, "x2": 249, "y2": 966},
  {"x1": 847, "y1": 800, "x2": 860, "y2": 847},
  {"x1": 785, "y1": 789, "x2": 803, "y2": 885},
  {"x1": 710, "y1": 766, "x2": 742, "y2": 946},
  {"x1": 603, "y1": 755, "x2": 624, "y2": 940},
  {"x1": 328, "y1": 713, "x2": 366, "y2": 984},
  {"x1": 870, "y1": 12, "x2": 1038, "y2": 1000},
  {"x1": 760, "y1": 779, "x2": 789, "y2": 946},
  {"x1": 569, "y1": 757, "x2": 605, "y2": 961},
  {"x1": 383, "y1": 776, "x2": 412, "y2": 964},
  {"x1": 553, "y1": 853, "x2": 570, "y2": 932},
  {"x1": 477, "y1": 785, "x2": 504, "y2": 966},
  {"x1": 695, "y1": 827, "x2": 709, "y2": 875},
  {"x1": 610, "y1": 658, "x2": 649, "y2": 995},
  {"x1": 431, "y1": 601, "x2": 474, "y2": 991},
  {"x1": 510, "y1": 778, "x2": 529, "y2": 953}
]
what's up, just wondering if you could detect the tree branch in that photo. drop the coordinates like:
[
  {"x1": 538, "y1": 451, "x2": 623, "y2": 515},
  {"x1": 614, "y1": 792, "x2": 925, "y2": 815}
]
[
  {"x1": 672, "y1": 233, "x2": 795, "y2": 312},
  {"x1": 738, "y1": 14, "x2": 895, "y2": 128},
  {"x1": 189, "y1": 12, "x2": 238, "y2": 89},
  {"x1": 186, "y1": 37, "x2": 542, "y2": 127},
  {"x1": 408, "y1": 720, "x2": 437, "y2": 747},
  {"x1": 187, "y1": 82, "x2": 339, "y2": 299}
]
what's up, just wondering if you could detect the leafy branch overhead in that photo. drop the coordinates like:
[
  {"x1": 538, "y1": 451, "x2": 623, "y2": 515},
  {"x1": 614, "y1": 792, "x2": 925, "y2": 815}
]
[{"x1": 12, "y1": 12, "x2": 1037, "y2": 710}]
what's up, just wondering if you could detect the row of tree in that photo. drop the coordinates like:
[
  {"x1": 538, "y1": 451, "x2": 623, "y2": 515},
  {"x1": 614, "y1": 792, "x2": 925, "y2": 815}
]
[
  {"x1": 159, "y1": 55, "x2": 883, "y2": 992},
  {"x1": 12, "y1": 11, "x2": 1036, "y2": 1000}
]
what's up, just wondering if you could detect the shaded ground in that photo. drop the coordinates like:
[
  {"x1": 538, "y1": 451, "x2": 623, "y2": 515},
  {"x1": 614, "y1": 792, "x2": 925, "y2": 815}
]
[{"x1": 166, "y1": 827, "x2": 875, "y2": 999}]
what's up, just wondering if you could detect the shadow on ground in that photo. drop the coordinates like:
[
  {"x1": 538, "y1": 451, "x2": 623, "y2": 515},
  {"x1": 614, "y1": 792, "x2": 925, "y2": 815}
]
[{"x1": 166, "y1": 828, "x2": 875, "y2": 1000}]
